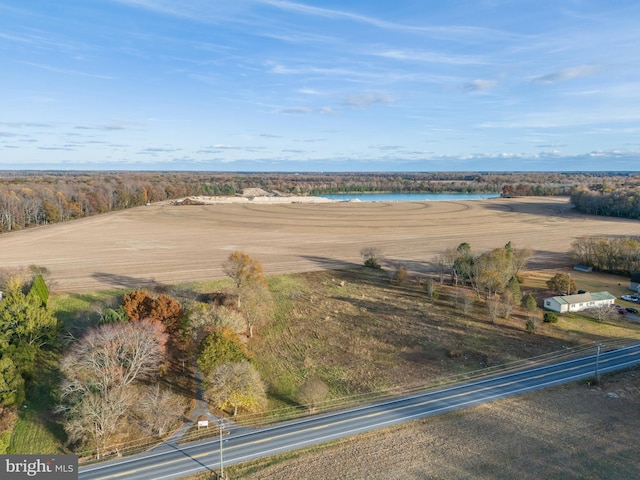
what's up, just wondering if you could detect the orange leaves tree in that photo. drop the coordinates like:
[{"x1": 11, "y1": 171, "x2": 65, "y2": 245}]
[
  {"x1": 122, "y1": 291, "x2": 183, "y2": 334},
  {"x1": 221, "y1": 251, "x2": 273, "y2": 337},
  {"x1": 222, "y1": 250, "x2": 266, "y2": 290}
]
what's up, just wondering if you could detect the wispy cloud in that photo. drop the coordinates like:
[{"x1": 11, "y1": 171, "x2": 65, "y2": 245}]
[
  {"x1": 0, "y1": 121, "x2": 55, "y2": 128},
  {"x1": 532, "y1": 65, "x2": 598, "y2": 84},
  {"x1": 111, "y1": 0, "x2": 517, "y2": 43},
  {"x1": 279, "y1": 107, "x2": 313, "y2": 114},
  {"x1": 342, "y1": 92, "x2": 394, "y2": 107},
  {"x1": 74, "y1": 122, "x2": 137, "y2": 131},
  {"x1": 22, "y1": 61, "x2": 114, "y2": 80},
  {"x1": 258, "y1": 0, "x2": 516, "y2": 41},
  {"x1": 461, "y1": 79, "x2": 498, "y2": 93},
  {"x1": 137, "y1": 147, "x2": 182, "y2": 155},
  {"x1": 375, "y1": 48, "x2": 487, "y2": 66}
]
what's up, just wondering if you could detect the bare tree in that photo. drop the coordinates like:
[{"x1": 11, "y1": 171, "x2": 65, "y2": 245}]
[
  {"x1": 135, "y1": 384, "x2": 185, "y2": 437},
  {"x1": 62, "y1": 385, "x2": 135, "y2": 459},
  {"x1": 486, "y1": 294, "x2": 501, "y2": 323},
  {"x1": 458, "y1": 288, "x2": 475, "y2": 314},
  {"x1": 240, "y1": 282, "x2": 274, "y2": 338},
  {"x1": 588, "y1": 304, "x2": 617, "y2": 323},
  {"x1": 60, "y1": 320, "x2": 168, "y2": 457},
  {"x1": 298, "y1": 377, "x2": 329, "y2": 413},
  {"x1": 499, "y1": 291, "x2": 517, "y2": 320},
  {"x1": 432, "y1": 252, "x2": 452, "y2": 284}
]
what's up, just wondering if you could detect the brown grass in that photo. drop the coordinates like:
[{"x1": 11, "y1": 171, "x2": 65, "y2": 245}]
[{"x1": 224, "y1": 367, "x2": 640, "y2": 480}]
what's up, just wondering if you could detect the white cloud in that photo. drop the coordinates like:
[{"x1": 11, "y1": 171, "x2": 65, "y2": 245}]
[
  {"x1": 532, "y1": 65, "x2": 598, "y2": 84},
  {"x1": 462, "y1": 79, "x2": 498, "y2": 92},
  {"x1": 342, "y1": 92, "x2": 394, "y2": 107},
  {"x1": 279, "y1": 107, "x2": 313, "y2": 114},
  {"x1": 375, "y1": 48, "x2": 486, "y2": 66}
]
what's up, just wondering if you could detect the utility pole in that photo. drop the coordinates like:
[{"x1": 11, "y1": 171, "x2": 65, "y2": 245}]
[
  {"x1": 595, "y1": 344, "x2": 602, "y2": 384},
  {"x1": 218, "y1": 418, "x2": 225, "y2": 480}
]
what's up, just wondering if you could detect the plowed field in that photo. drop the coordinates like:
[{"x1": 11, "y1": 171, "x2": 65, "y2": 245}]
[{"x1": 1, "y1": 196, "x2": 637, "y2": 292}]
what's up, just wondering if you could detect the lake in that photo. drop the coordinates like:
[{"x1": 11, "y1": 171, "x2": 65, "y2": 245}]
[{"x1": 318, "y1": 193, "x2": 500, "y2": 202}]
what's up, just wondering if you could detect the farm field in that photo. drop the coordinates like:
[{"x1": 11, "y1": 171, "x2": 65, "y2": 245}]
[
  {"x1": 3, "y1": 194, "x2": 640, "y2": 477},
  {"x1": 224, "y1": 367, "x2": 640, "y2": 480},
  {"x1": 1, "y1": 196, "x2": 638, "y2": 293}
]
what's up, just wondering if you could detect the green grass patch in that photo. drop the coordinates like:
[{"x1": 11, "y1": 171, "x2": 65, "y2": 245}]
[{"x1": 8, "y1": 350, "x2": 67, "y2": 454}]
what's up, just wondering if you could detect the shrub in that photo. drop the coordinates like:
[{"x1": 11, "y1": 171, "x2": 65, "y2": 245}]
[
  {"x1": 521, "y1": 293, "x2": 537, "y2": 312},
  {"x1": 543, "y1": 311, "x2": 558, "y2": 323},
  {"x1": 525, "y1": 317, "x2": 538, "y2": 333},
  {"x1": 391, "y1": 265, "x2": 408, "y2": 285},
  {"x1": 364, "y1": 258, "x2": 381, "y2": 269},
  {"x1": 361, "y1": 247, "x2": 382, "y2": 269}
]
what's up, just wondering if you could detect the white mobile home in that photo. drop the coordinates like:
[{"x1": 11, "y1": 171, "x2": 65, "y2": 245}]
[{"x1": 543, "y1": 291, "x2": 616, "y2": 314}]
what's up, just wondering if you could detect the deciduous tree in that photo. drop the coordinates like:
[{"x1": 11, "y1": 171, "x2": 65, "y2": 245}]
[
  {"x1": 546, "y1": 273, "x2": 576, "y2": 295},
  {"x1": 298, "y1": 377, "x2": 329, "y2": 413},
  {"x1": 197, "y1": 327, "x2": 249, "y2": 376},
  {"x1": 222, "y1": 251, "x2": 265, "y2": 290},
  {"x1": 203, "y1": 361, "x2": 266, "y2": 417},
  {"x1": 135, "y1": 384, "x2": 184, "y2": 436},
  {"x1": 239, "y1": 282, "x2": 274, "y2": 338},
  {"x1": 60, "y1": 320, "x2": 168, "y2": 457}
]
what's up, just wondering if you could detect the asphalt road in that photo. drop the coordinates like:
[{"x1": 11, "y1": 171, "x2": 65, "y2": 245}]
[{"x1": 79, "y1": 344, "x2": 640, "y2": 480}]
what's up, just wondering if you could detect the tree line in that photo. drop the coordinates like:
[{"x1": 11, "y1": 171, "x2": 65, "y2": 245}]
[
  {"x1": 571, "y1": 186, "x2": 640, "y2": 219},
  {"x1": 1, "y1": 171, "x2": 638, "y2": 233},
  {"x1": 571, "y1": 235, "x2": 640, "y2": 275}
]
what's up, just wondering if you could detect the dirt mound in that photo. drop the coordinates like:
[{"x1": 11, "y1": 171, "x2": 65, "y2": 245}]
[
  {"x1": 174, "y1": 197, "x2": 206, "y2": 205},
  {"x1": 242, "y1": 188, "x2": 271, "y2": 197}
]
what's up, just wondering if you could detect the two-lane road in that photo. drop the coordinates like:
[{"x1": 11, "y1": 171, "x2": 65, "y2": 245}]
[{"x1": 80, "y1": 344, "x2": 640, "y2": 480}]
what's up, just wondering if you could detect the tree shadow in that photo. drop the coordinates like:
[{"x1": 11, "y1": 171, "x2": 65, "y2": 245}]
[
  {"x1": 92, "y1": 271, "x2": 167, "y2": 291},
  {"x1": 300, "y1": 255, "x2": 360, "y2": 271}
]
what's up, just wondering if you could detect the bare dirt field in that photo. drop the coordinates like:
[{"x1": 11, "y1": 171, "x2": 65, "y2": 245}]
[{"x1": 1, "y1": 196, "x2": 639, "y2": 293}]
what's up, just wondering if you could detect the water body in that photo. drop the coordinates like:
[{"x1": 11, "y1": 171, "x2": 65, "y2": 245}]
[{"x1": 319, "y1": 192, "x2": 500, "y2": 202}]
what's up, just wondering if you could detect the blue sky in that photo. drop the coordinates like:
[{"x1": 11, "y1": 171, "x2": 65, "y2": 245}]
[{"x1": 1, "y1": 0, "x2": 640, "y2": 171}]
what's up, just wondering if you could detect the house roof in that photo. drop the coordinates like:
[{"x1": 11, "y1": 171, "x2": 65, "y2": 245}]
[{"x1": 549, "y1": 291, "x2": 616, "y2": 305}]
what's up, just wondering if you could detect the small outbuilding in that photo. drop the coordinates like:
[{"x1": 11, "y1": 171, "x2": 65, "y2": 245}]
[
  {"x1": 543, "y1": 291, "x2": 616, "y2": 314},
  {"x1": 630, "y1": 273, "x2": 640, "y2": 292}
]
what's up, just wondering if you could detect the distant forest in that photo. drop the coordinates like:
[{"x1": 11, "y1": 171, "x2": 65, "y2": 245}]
[{"x1": 0, "y1": 171, "x2": 638, "y2": 233}]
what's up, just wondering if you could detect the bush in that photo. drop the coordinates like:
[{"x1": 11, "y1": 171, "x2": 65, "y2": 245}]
[
  {"x1": 361, "y1": 247, "x2": 382, "y2": 269},
  {"x1": 364, "y1": 258, "x2": 381, "y2": 269},
  {"x1": 391, "y1": 265, "x2": 408, "y2": 285},
  {"x1": 525, "y1": 318, "x2": 538, "y2": 333},
  {"x1": 543, "y1": 311, "x2": 558, "y2": 323}
]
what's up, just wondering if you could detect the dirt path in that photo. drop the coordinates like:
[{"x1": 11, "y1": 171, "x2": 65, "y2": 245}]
[{"x1": 1, "y1": 197, "x2": 637, "y2": 293}]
